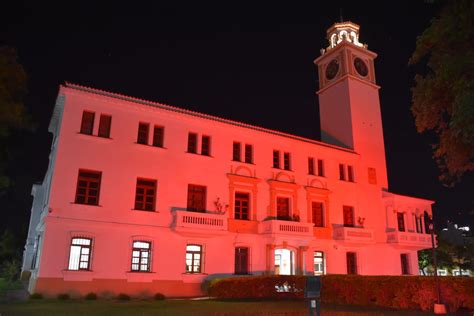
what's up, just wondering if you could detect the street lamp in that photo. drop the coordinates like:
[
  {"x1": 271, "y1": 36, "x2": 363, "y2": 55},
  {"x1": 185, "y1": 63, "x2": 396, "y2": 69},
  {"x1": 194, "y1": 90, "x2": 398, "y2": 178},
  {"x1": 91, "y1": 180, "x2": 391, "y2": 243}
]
[{"x1": 429, "y1": 217, "x2": 446, "y2": 314}]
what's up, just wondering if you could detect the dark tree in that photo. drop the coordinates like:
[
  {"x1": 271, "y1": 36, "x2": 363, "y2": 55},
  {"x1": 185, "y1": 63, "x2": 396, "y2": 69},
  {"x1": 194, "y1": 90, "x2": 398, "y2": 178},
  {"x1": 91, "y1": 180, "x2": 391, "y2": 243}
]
[{"x1": 409, "y1": 0, "x2": 474, "y2": 186}]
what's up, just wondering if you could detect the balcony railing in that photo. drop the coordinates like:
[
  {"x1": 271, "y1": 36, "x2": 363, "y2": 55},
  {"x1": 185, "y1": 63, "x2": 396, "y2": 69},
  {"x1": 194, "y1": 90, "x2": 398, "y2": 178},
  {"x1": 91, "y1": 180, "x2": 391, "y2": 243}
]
[
  {"x1": 173, "y1": 210, "x2": 227, "y2": 234},
  {"x1": 387, "y1": 230, "x2": 433, "y2": 249},
  {"x1": 258, "y1": 220, "x2": 313, "y2": 237},
  {"x1": 333, "y1": 226, "x2": 374, "y2": 243}
]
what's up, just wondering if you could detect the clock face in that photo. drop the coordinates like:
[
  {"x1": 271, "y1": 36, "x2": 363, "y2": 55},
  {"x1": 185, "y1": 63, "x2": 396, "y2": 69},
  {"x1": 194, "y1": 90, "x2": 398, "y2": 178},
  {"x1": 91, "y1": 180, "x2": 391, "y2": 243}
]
[
  {"x1": 354, "y1": 57, "x2": 368, "y2": 77},
  {"x1": 325, "y1": 59, "x2": 339, "y2": 80}
]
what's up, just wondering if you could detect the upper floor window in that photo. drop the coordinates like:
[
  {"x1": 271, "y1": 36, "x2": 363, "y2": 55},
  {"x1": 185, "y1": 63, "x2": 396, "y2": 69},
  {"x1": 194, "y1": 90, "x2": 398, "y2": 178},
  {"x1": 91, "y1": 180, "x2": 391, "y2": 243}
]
[
  {"x1": 153, "y1": 126, "x2": 164, "y2": 147},
  {"x1": 68, "y1": 237, "x2": 92, "y2": 271},
  {"x1": 134, "y1": 179, "x2": 157, "y2": 211},
  {"x1": 201, "y1": 135, "x2": 211, "y2": 156},
  {"x1": 343, "y1": 206, "x2": 355, "y2": 227},
  {"x1": 235, "y1": 247, "x2": 249, "y2": 275},
  {"x1": 187, "y1": 133, "x2": 198, "y2": 153},
  {"x1": 234, "y1": 142, "x2": 253, "y2": 164},
  {"x1": 185, "y1": 244, "x2": 202, "y2": 273},
  {"x1": 75, "y1": 170, "x2": 101, "y2": 206},
  {"x1": 137, "y1": 123, "x2": 149, "y2": 145},
  {"x1": 234, "y1": 192, "x2": 250, "y2": 220},
  {"x1": 397, "y1": 212, "x2": 405, "y2": 232},
  {"x1": 347, "y1": 166, "x2": 355, "y2": 182},
  {"x1": 312, "y1": 202, "x2": 324, "y2": 227},
  {"x1": 80, "y1": 111, "x2": 95, "y2": 135},
  {"x1": 283, "y1": 152, "x2": 291, "y2": 170},
  {"x1": 131, "y1": 241, "x2": 151, "y2": 272},
  {"x1": 187, "y1": 184, "x2": 206, "y2": 212},
  {"x1": 340, "y1": 164, "x2": 354, "y2": 182},
  {"x1": 276, "y1": 197, "x2": 290, "y2": 220},
  {"x1": 98, "y1": 114, "x2": 112, "y2": 138},
  {"x1": 339, "y1": 164, "x2": 346, "y2": 180},
  {"x1": 187, "y1": 133, "x2": 211, "y2": 156},
  {"x1": 233, "y1": 142, "x2": 241, "y2": 161},
  {"x1": 244, "y1": 144, "x2": 253, "y2": 164},
  {"x1": 308, "y1": 157, "x2": 315, "y2": 175},
  {"x1": 415, "y1": 215, "x2": 423, "y2": 233},
  {"x1": 273, "y1": 150, "x2": 280, "y2": 169},
  {"x1": 346, "y1": 252, "x2": 357, "y2": 275},
  {"x1": 314, "y1": 251, "x2": 325, "y2": 275},
  {"x1": 317, "y1": 159, "x2": 325, "y2": 177}
]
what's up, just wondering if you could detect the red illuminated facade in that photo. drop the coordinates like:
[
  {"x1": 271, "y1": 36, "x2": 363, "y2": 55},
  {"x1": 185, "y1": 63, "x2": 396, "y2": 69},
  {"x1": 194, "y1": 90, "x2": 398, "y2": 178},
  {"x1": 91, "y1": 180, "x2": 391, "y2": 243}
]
[{"x1": 22, "y1": 21, "x2": 435, "y2": 297}]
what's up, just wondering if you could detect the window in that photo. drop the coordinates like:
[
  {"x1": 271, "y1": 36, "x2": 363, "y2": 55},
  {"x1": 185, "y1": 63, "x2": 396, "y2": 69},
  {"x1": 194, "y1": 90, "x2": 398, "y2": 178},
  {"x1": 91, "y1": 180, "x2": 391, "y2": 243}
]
[
  {"x1": 201, "y1": 135, "x2": 211, "y2": 156},
  {"x1": 137, "y1": 123, "x2": 149, "y2": 145},
  {"x1": 187, "y1": 184, "x2": 206, "y2": 212},
  {"x1": 312, "y1": 202, "x2": 324, "y2": 227},
  {"x1": 401, "y1": 254, "x2": 409, "y2": 275},
  {"x1": 283, "y1": 152, "x2": 291, "y2": 170},
  {"x1": 80, "y1": 111, "x2": 95, "y2": 135},
  {"x1": 415, "y1": 215, "x2": 423, "y2": 233},
  {"x1": 317, "y1": 159, "x2": 325, "y2": 177},
  {"x1": 68, "y1": 237, "x2": 92, "y2": 271},
  {"x1": 314, "y1": 251, "x2": 325, "y2": 275},
  {"x1": 31, "y1": 235, "x2": 40, "y2": 269},
  {"x1": 339, "y1": 164, "x2": 346, "y2": 180},
  {"x1": 276, "y1": 197, "x2": 290, "y2": 219},
  {"x1": 134, "y1": 179, "x2": 157, "y2": 211},
  {"x1": 75, "y1": 170, "x2": 101, "y2": 205},
  {"x1": 152, "y1": 126, "x2": 164, "y2": 147},
  {"x1": 343, "y1": 206, "x2": 354, "y2": 227},
  {"x1": 397, "y1": 212, "x2": 405, "y2": 232},
  {"x1": 244, "y1": 144, "x2": 253, "y2": 164},
  {"x1": 97, "y1": 114, "x2": 112, "y2": 138},
  {"x1": 347, "y1": 165, "x2": 354, "y2": 182},
  {"x1": 308, "y1": 157, "x2": 315, "y2": 175},
  {"x1": 346, "y1": 252, "x2": 357, "y2": 275},
  {"x1": 233, "y1": 142, "x2": 241, "y2": 161},
  {"x1": 185, "y1": 244, "x2": 202, "y2": 273},
  {"x1": 234, "y1": 192, "x2": 250, "y2": 220},
  {"x1": 234, "y1": 247, "x2": 249, "y2": 275},
  {"x1": 273, "y1": 150, "x2": 280, "y2": 168},
  {"x1": 131, "y1": 241, "x2": 151, "y2": 272},
  {"x1": 187, "y1": 133, "x2": 198, "y2": 153}
]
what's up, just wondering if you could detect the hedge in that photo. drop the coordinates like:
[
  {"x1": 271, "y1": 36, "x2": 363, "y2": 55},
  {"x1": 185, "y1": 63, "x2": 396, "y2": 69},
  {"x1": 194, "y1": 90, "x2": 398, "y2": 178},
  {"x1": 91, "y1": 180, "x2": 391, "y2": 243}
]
[{"x1": 208, "y1": 275, "x2": 474, "y2": 312}]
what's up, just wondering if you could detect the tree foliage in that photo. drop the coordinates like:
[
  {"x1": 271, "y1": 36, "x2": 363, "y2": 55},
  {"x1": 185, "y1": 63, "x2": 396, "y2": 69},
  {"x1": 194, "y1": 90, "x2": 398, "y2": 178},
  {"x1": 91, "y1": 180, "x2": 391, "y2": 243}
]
[
  {"x1": 409, "y1": 0, "x2": 474, "y2": 186},
  {"x1": 0, "y1": 46, "x2": 30, "y2": 189}
]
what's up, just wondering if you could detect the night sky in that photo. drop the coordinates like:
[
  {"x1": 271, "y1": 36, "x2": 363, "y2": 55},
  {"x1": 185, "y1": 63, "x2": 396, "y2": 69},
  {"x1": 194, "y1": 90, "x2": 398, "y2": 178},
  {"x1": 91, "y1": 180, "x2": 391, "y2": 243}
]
[{"x1": 1, "y1": 1, "x2": 472, "y2": 236}]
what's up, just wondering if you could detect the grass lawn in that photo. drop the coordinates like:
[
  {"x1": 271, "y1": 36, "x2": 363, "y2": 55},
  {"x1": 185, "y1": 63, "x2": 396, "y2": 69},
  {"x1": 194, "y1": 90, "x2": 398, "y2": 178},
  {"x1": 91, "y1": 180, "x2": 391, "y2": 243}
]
[{"x1": 0, "y1": 299, "x2": 436, "y2": 316}]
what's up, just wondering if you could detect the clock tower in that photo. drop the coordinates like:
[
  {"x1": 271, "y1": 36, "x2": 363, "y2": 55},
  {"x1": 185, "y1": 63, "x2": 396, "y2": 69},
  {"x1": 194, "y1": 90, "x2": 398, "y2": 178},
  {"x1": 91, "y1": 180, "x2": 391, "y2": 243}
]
[{"x1": 315, "y1": 21, "x2": 388, "y2": 189}]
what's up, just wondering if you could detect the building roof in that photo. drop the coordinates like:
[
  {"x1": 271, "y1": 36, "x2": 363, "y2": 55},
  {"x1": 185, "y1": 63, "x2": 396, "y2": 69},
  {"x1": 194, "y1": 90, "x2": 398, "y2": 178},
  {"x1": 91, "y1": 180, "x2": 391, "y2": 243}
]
[{"x1": 62, "y1": 82, "x2": 358, "y2": 154}]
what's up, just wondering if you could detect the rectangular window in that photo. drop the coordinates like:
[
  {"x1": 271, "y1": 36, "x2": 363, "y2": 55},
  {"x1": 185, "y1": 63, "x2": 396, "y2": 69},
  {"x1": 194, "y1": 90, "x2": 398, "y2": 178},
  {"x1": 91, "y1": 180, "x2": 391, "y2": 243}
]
[
  {"x1": 276, "y1": 197, "x2": 290, "y2": 219},
  {"x1": 244, "y1": 144, "x2": 253, "y2": 164},
  {"x1": 347, "y1": 165, "x2": 354, "y2": 182},
  {"x1": 201, "y1": 135, "x2": 211, "y2": 156},
  {"x1": 416, "y1": 216, "x2": 423, "y2": 233},
  {"x1": 233, "y1": 142, "x2": 241, "y2": 161},
  {"x1": 68, "y1": 238, "x2": 92, "y2": 271},
  {"x1": 75, "y1": 170, "x2": 101, "y2": 205},
  {"x1": 346, "y1": 252, "x2": 357, "y2": 275},
  {"x1": 313, "y1": 251, "x2": 325, "y2": 275},
  {"x1": 397, "y1": 212, "x2": 405, "y2": 232},
  {"x1": 401, "y1": 254, "x2": 409, "y2": 275},
  {"x1": 97, "y1": 114, "x2": 112, "y2": 138},
  {"x1": 317, "y1": 159, "x2": 325, "y2": 177},
  {"x1": 137, "y1": 122, "x2": 149, "y2": 145},
  {"x1": 283, "y1": 152, "x2": 291, "y2": 170},
  {"x1": 152, "y1": 126, "x2": 164, "y2": 147},
  {"x1": 187, "y1": 133, "x2": 198, "y2": 153},
  {"x1": 186, "y1": 244, "x2": 202, "y2": 273},
  {"x1": 273, "y1": 150, "x2": 280, "y2": 168},
  {"x1": 234, "y1": 192, "x2": 250, "y2": 220},
  {"x1": 187, "y1": 184, "x2": 206, "y2": 212},
  {"x1": 312, "y1": 202, "x2": 324, "y2": 227},
  {"x1": 80, "y1": 111, "x2": 95, "y2": 135},
  {"x1": 343, "y1": 206, "x2": 354, "y2": 227},
  {"x1": 308, "y1": 157, "x2": 315, "y2": 175},
  {"x1": 339, "y1": 164, "x2": 346, "y2": 181},
  {"x1": 134, "y1": 179, "x2": 157, "y2": 211},
  {"x1": 234, "y1": 247, "x2": 249, "y2": 275},
  {"x1": 131, "y1": 241, "x2": 151, "y2": 272}
]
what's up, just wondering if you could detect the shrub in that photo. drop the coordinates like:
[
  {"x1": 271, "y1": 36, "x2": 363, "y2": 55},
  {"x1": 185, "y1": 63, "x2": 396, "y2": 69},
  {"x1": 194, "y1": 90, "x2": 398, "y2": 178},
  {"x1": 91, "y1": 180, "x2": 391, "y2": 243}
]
[
  {"x1": 154, "y1": 292, "x2": 165, "y2": 300},
  {"x1": 84, "y1": 292, "x2": 98, "y2": 300},
  {"x1": 29, "y1": 293, "x2": 43, "y2": 299},
  {"x1": 208, "y1": 275, "x2": 474, "y2": 312},
  {"x1": 117, "y1": 293, "x2": 130, "y2": 301},
  {"x1": 0, "y1": 259, "x2": 20, "y2": 283},
  {"x1": 57, "y1": 293, "x2": 70, "y2": 300}
]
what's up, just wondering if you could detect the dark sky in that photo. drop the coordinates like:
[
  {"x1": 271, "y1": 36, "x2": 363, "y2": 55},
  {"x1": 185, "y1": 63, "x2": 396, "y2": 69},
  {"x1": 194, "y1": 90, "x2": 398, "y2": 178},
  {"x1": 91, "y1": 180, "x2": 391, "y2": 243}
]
[{"x1": 1, "y1": 1, "x2": 472, "y2": 235}]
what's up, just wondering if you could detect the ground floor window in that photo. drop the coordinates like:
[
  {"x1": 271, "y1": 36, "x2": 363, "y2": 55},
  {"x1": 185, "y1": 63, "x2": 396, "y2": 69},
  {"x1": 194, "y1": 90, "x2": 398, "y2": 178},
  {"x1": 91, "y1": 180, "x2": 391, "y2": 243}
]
[
  {"x1": 346, "y1": 252, "x2": 357, "y2": 275},
  {"x1": 401, "y1": 253, "x2": 410, "y2": 275},
  {"x1": 313, "y1": 251, "x2": 325, "y2": 275},
  {"x1": 68, "y1": 237, "x2": 92, "y2": 270},
  {"x1": 131, "y1": 241, "x2": 151, "y2": 272},
  {"x1": 234, "y1": 247, "x2": 249, "y2": 275},
  {"x1": 274, "y1": 249, "x2": 294, "y2": 275},
  {"x1": 186, "y1": 244, "x2": 202, "y2": 273}
]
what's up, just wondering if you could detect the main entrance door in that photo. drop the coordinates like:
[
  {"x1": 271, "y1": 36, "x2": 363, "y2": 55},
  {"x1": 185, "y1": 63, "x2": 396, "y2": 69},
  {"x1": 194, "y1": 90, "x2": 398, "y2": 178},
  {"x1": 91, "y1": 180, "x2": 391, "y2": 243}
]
[{"x1": 274, "y1": 249, "x2": 295, "y2": 275}]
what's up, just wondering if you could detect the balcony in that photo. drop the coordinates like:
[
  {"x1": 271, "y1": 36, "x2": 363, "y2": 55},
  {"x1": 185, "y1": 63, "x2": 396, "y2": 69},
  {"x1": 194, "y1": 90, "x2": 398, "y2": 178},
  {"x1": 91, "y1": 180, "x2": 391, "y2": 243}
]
[
  {"x1": 172, "y1": 210, "x2": 228, "y2": 236},
  {"x1": 333, "y1": 226, "x2": 375, "y2": 244},
  {"x1": 387, "y1": 230, "x2": 433, "y2": 250},
  {"x1": 258, "y1": 220, "x2": 313, "y2": 237}
]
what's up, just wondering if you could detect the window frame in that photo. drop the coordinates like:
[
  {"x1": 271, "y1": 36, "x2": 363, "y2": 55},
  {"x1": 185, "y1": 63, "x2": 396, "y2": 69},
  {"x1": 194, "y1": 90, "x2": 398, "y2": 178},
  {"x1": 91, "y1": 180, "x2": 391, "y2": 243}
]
[
  {"x1": 347, "y1": 165, "x2": 355, "y2": 182},
  {"x1": 308, "y1": 157, "x2": 315, "y2": 175},
  {"x1": 201, "y1": 135, "x2": 211, "y2": 156},
  {"x1": 317, "y1": 159, "x2": 325, "y2": 177},
  {"x1": 137, "y1": 122, "x2": 150, "y2": 145},
  {"x1": 400, "y1": 253, "x2": 410, "y2": 275},
  {"x1": 273, "y1": 150, "x2": 280, "y2": 169},
  {"x1": 80, "y1": 111, "x2": 95, "y2": 135},
  {"x1": 312, "y1": 201, "x2": 324, "y2": 227},
  {"x1": 75, "y1": 170, "x2": 102, "y2": 206},
  {"x1": 339, "y1": 164, "x2": 346, "y2": 181},
  {"x1": 134, "y1": 178, "x2": 157, "y2": 211},
  {"x1": 244, "y1": 144, "x2": 253, "y2": 164},
  {"x1": 232, "y1": 142, "x2": 241, "y2": 161},
  {"x1": 313, "y1": 251, "x2": 325, "y2": 276},
  {"x1": 346, "y1": 252, "x2": 357, "y2": 275},
  {"x1": 97, "y1": 114, "x2": 112, "y2": 138},
  {"x1": 187, "y1": 184, "x2": 207, "y2": 212},
  {"x1": 234, "y1": 247, "x2": 249, "y2": 275},
  {"x1": 187, "y1": 132, "x2": 198, "y2": 154},
  {"x1": 152, "y1": 125, "x2": 164, "y2": 148},
  {"x1": 234, "y1": 192, "x2": 250, "y2": 220},
  {"x1": 276, "y1": 196, "x2": 291, "y2": 220},
  {"x1": 185, "y1": 244, "x2": 203, "y2": 274},
  {"x1": 397, "y1": 212, "x2": 405, "y2": 232},
  {"x1": 343, "y1": 205, "x2": 355, "y2": 227},
  {"x1": 283, "y1": 152, "x2": 291, "y2": 170},
  {"x1": 130, "y1": 241, "x2": 152, "y2": 272},
  {"x1": 68, "y1": 237, "x2": 92, "y2": 271}
]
